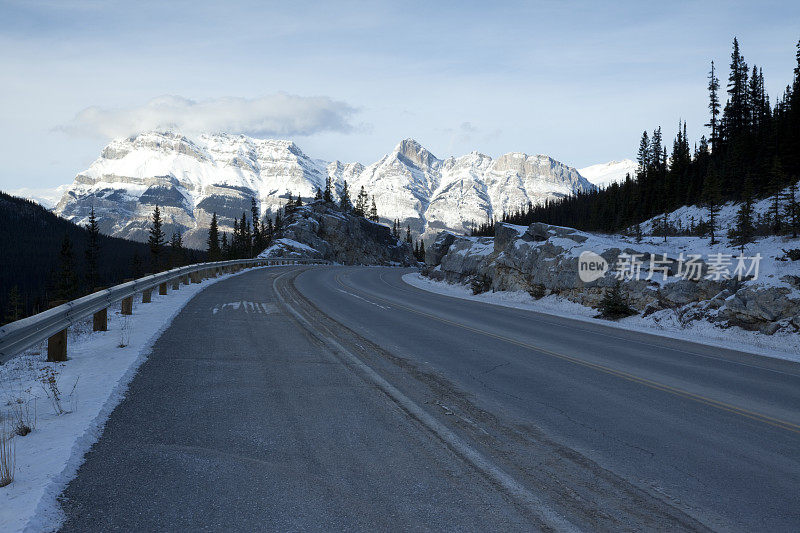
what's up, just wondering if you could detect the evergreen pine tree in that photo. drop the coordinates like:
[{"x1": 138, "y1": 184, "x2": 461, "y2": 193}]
[
  {"x1": 369, "y1": 196, "x2": 379, "y2": 222},
  {"x1": 323, "y1": 176, "x2": 333, "y2": 203},
  {"x1": 354, "y1": 186, "x2": 368, "y2": 217},
  {"x1": 170, "y1": 232, "x2": 184, "y2": 267},
  {"x1": 296, "y1": 194, "x2": 303, "y2": 207},
  {"x1": 232, "y1": 218, "x2": 240, "y2": 259},
  {"x1": 419, "y1": 240, "x2": 425, "y2": 262},
  {"x1": 55, "y1": 233, "x2": 78, "y2": 301},
  {"x1": 148, "y1": 205, "x2": 166, "y2": 271},
  {"x1": 730, "y1": 178, "x2": 755, "y2": 251},
  {"x1": 706, "y1": 61, "x2": 721, "y2": 150},
  {"x1": 221, "y1": 233, "x2": 230, "y2": 259},
  {"x1": 251, "y1": 198, "x2": 261, "y2": 251},
  {"x1": 702, "y1": 166, "x2": 722, "y2": 244},
  {"x1": 84, "y1": 206, "x2": 101, "y2": 290},
  {"x1": 637, "y1": 131, "x2": 650, "y2": 176},
  {"x1": 314, "y1": 187, "x2": 323, "y2": 201},
  {"x1": 768, "y1": 157, "x2": 785, "y2": 233},
  {"x1": 598, "y1": 281, "x2": 635, "y2": 320},
  {"x1": 726, "y1": 37, "x2": 750, "y2": 135},
  {"x1": 650, "y1": 127, "x2": 663, "y2": 175},
  {"x1": 339, "y1": 181, "x2": 352, "y2": 211},
  {"x1": 207, "y1": 212, "x2": 221, "y2": 260},
  {"x1": 241, "y1": 212, "x2": 252, "y2": 258},
  {"x1": 405, "y1": 225, "x2": 412, "y2": 244}
]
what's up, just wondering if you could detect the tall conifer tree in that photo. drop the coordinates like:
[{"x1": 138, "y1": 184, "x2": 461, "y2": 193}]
[{"x1": 148, "y1": 205, "x2": 166, "y2": 271}]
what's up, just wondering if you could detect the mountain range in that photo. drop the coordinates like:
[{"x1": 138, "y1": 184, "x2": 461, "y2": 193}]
[{"x1": 10, "y1": 131, "x2": 630, "y2": 248}]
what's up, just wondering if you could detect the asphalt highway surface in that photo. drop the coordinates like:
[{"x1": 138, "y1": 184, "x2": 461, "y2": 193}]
[{"x1": 59, "y1": 266, "x2": 800, "y2": 532}]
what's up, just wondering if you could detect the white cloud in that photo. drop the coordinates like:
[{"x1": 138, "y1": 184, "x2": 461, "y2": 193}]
[{"x1": 59, "y1": 94, "x2": 358, "y2": 139}]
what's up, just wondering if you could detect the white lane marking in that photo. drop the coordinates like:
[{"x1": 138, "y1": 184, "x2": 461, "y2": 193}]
[
  {"x1": 336, "y1": 288, "x2": 390, "y2": 310},
  {"x1": 211, "y1": 301, "x2": 279, "y2": 315}
]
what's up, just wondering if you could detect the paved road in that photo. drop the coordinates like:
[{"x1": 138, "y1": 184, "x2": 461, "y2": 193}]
[{"x1": 60, "y1": 266, "x2": 800, "y2": 531}]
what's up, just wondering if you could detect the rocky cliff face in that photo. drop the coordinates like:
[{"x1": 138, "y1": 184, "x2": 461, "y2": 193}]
[
  {"x1": 425, "y1": 223, "x2": 800, "y2": 334},
  {"x1": 258, "y1": 201, "x2": 414, "y2": 266},
  {"x1": 52, "y1": 131, "x2": 595, "y2": 248}
]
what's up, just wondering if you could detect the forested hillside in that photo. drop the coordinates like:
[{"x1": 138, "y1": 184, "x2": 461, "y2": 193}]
[
  {"x1": 501, "y1": 37, "x2": 800, "y2": 237},
  {"x1": 0, "y1": 192, "x2": 204, "y2": 323}
]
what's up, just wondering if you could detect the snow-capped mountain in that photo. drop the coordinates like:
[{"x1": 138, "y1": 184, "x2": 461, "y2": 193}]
[
  {"x1": 7, "y1": 184, "x2": 70, "y2": 209},
  {"x1": 52, "y1": 131, "x2": 595, "y2": 248},
  {"x1": 578, "y1": 159, "x2": 637, "y2": 189}
]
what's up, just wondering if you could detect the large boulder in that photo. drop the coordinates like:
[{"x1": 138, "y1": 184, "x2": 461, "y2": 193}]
[
  {"x1": 717, "y1": 287, "x2": 800, "y2": 331},
  {"x1": 426, "y1": 231, "x2": 457, "y2": 266}
]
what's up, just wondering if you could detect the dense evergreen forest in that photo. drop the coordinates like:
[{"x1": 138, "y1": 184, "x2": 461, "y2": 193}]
[
  {"x1": 496, "y1": 38, "x2": 800, "y2": 238},
  {"x1": 0, "y1": 192, "x2": 204, "y2": 324}
]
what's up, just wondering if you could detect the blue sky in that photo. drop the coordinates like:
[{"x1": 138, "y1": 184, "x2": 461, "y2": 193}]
[{"x1": 1, "y1": 0, "x2": 798, "y2": 190}]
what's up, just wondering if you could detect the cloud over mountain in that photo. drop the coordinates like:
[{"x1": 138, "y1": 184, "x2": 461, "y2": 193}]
[{"x1": 59, "y1": 94, "x2": 358, "y2": 139}]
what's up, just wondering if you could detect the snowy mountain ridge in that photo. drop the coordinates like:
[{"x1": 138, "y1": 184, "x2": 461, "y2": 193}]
[
  {"x1": 578, "y1": 159, "x2": 637, "y2": 189},
  {"x1": 50, "y1": 131, "x2": 596, "y2": 248}
]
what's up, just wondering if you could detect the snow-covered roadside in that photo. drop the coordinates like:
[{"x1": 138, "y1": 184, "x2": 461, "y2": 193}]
[
  {"x1": 403, "y1": 273, "x2": 800, "y2": 364},
  {"x1": 0, "y1": 267, "x2": 262, "y2": 532}
]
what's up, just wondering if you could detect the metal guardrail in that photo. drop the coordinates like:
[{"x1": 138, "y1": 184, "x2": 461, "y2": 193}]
[{"x1": 0, "y1": 257, "x2": 327, "y2": 363}]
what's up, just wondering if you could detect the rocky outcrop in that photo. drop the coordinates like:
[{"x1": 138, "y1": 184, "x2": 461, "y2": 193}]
[
  {"x1": 425, "y1": 222, "x2": 800, "y2": 334},
  {"x1": 259, "y1": 201, "x2": 414, "y2": 265}
]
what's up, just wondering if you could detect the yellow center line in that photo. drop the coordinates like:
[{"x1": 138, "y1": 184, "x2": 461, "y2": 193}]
[{"x1": 332, "y1": 271, "x2": 800, "y2": 435}]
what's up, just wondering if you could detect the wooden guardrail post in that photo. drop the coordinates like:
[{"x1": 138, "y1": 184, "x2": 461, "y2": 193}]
[
  {"x1": 142, "y1": 289, "x2": 152, "y2": 303},
  {"x1": 93, "y1": 308, "x2": 108, "y2": 331},
  {"x1": 172, "y1": 278, "x2": 180, "y2": 290},
  {"x1": 191, "y1": 271, "x2": 201, "y2": 284},
  {"x1": 46, "y1": 300, "x2": 68, "y2": 362},
  {"x1": 121, "y1": 295, "x2": 133, "y2": 315},
  {"x1": 159, "y1": 282, "x2": 168, "y2": 295},
  {"x1": 47, "y1": 329, "x2": 67, "y2": 362},
  {"x1": 183, "y1": 274, "x2": 190, "y2": 285}
]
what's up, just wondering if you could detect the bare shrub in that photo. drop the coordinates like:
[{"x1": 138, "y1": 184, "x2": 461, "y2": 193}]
[
  {"x1": 38, "y1": 367, "x2": 77, "y2": 415},
  {"x1": 119, "y1": 316, "x2": 132, "y2": 348},
  {"x1": 9, "y1": 398, "x2": 36, "y2": 437}
]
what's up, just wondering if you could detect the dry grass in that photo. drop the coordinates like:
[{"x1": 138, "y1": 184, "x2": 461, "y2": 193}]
[{"x1": 0, "y1": 425, "x2": 14, "y2": 487}]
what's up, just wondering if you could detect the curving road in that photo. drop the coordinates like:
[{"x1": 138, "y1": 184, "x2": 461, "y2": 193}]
[{"x1": 59, "y1": 266, "x2": 800, "y2": 532}]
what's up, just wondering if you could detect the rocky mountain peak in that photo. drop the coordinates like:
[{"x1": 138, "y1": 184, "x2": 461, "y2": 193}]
[
  {"x1": 392, "y1": 138, "x2": 440, "y2": 170},
  {"x1": 52, "y1": 130, "x2": 598, "y2": 248}
]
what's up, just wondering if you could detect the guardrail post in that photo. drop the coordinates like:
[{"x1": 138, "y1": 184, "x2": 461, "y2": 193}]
[
  {"x1": 191, "y1": 271, "x2": 201, "y2": 284},
  {"x1": 172, "y1": 278, "x2": 180, "y2": 290},
  {"x1": 142, "y1": 289, "x2": 152, "y2": 303},
  {"x1": 47, "y1": 329, "x2": 67, "y2": 362},
  {"x1": 159, "y1": 282, "x2": 167, "y2": 295},
  {"x1": 183, "y1": 274, "x2": 190, "y2": 285},
  {"x1": 121, "y1": 296, "x2": 133, "y2": 315},
  {"x1": 93, "y1": 308, "x2": 108, "y2": 331}
]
